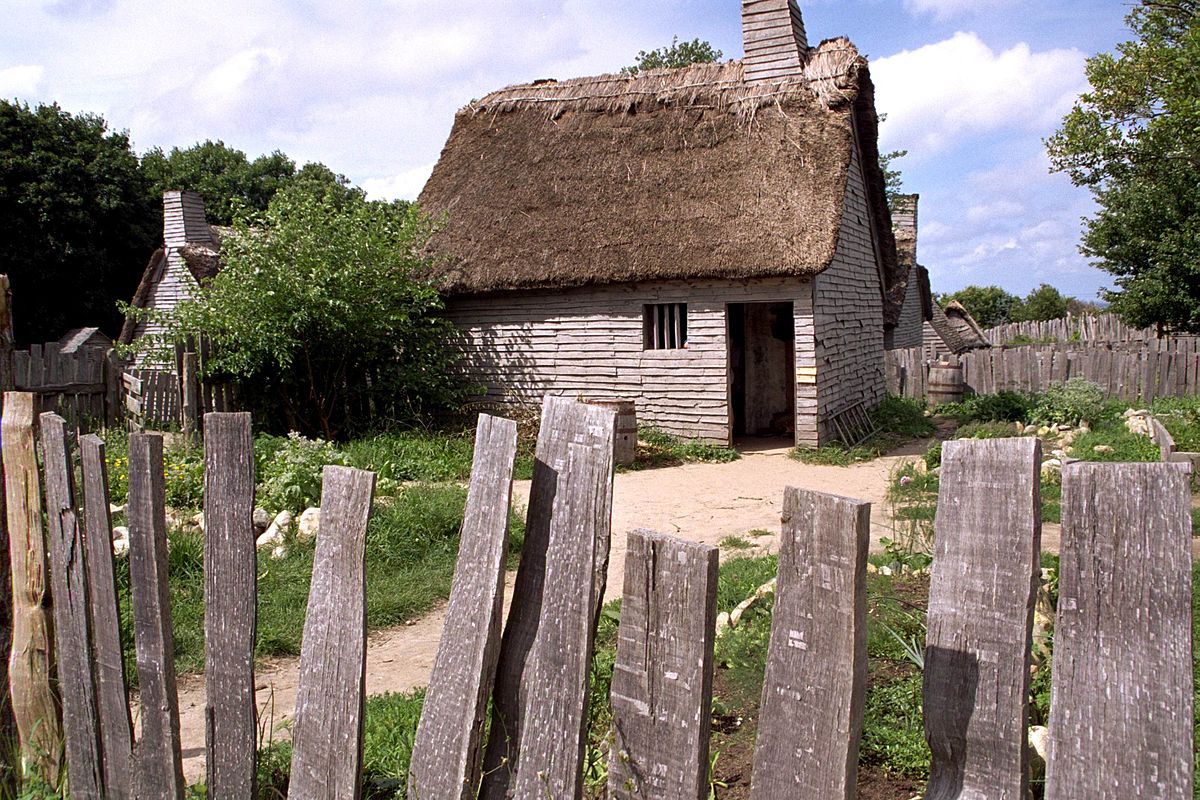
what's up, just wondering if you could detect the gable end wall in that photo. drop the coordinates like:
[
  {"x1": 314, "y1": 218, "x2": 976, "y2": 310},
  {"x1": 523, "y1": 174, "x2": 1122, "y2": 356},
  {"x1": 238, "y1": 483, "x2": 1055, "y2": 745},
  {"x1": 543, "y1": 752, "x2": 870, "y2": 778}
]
[
  {"x1": 888, "y1": 274, "x2": 925, "y2": 350},
  {"x1": 813, "y1": 140, "x2": 886, "y2": 442},
  {"x1": 131, "y1": 248, "x2": 199, "y2": 367}
]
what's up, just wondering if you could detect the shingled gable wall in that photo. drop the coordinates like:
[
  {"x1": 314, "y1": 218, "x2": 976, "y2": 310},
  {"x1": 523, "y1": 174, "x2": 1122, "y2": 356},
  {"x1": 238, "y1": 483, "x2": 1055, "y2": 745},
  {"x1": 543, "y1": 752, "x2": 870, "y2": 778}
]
[
  {"x1": 813, "y1": 138, "x2": 886, "y2": 437},
  {"x1": 444, "y1": 279, "x2": 820, "y2": 447},
  {"x1": 131, "y1": 192, "x2": 209, "y2": 366},
  {"x1": 889, "y1": 274, "x2": 925, "y2": 350}
]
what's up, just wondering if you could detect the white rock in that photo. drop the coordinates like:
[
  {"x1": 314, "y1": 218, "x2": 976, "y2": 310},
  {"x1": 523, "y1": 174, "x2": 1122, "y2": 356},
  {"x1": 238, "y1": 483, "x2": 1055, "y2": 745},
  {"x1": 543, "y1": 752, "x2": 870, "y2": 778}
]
[
  {"x1": 1122, "y1": 408, "x2": 1137, "y2": 418},
  {"x1": 272, "y1": 510, "x2": 293, "y2": 531},
  {"x1": 112, "y1": 537, "x2": 129, "y2": 557},
  {"x1": 256, "y1": 525, "x2": 285, "y2": 550},
  {"x1": 1037, "y1": 426, "x2": 1051, "y2": 437},
  {"x1": 1023, "y1": 425, "x2": 1039, "y2": 435},
  {"x1": 1028, "y1": 726, "x2": 1049, "y2": 781},
  {"x1": 866, "y1": 562, "x2": 879, "y2": 574},
  {"x1": 270, "y1": 544, "x2": 289, "y2": 560},
  {"x1": 112, "y1": 525, "x2": 129, "y2": 540},
  {"x1": 715, "y1": 611, "x2": 731, "y2": 635},
  {"x1": 1041, "y1": 458, "x2": 1062, "y2": 474},
  {"x1": 879, "y1": 565, "x2": 893, "y2": 576},
  {"x1": 253, "y1": 508, "x2": 272, "y2": 531},
  {"x1": 297, "y1": 507, "x2": 321, "y2": 542},
  {"x1": 109, "y1": 503, "x2": 125, "y2": 515},
  {"x1": 191, "y1": 512, "x2": 205, "y2": 532},
  {"x1": 1093, "y1": 444, "x2": 1114, "y2": 454}
]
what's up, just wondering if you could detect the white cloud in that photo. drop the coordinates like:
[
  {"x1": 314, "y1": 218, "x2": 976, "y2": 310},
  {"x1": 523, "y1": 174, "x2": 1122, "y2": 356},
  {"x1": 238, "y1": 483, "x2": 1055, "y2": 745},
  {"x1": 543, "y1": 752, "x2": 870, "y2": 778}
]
[
  {"x1": 193, "y1": 48, "x2": 285, "y2": 109},
  {"x1": 361, "y1": 163, "x2": 437, "y2": 202},
  {"x1": 872, "y1": 32, "x2": 1087, "y2": 158},
  {"x1": 0, "y1": 65, "x2": 45, "y2": 97}
]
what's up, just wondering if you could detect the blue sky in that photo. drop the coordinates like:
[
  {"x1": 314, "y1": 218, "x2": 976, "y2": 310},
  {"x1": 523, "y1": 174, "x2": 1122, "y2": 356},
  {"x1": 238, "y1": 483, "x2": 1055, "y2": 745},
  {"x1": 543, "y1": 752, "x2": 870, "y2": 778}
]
[{"x1": 1, "y1": 0, "x2": 1133, "y2": 300}]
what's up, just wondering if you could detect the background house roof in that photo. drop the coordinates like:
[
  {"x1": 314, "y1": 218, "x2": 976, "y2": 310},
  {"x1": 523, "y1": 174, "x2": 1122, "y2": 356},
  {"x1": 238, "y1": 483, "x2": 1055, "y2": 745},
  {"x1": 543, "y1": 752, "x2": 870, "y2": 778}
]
[{"x1": 420, "y1": 37, "x2": 900, "y2": 297}]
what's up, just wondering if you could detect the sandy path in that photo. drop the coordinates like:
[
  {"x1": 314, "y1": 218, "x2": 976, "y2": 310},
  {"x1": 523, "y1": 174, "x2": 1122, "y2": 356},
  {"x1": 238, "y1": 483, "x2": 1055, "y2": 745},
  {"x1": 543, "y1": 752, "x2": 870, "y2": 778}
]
[{"x1": 176, "y1": 442, "x2": 925, "y2": 782}]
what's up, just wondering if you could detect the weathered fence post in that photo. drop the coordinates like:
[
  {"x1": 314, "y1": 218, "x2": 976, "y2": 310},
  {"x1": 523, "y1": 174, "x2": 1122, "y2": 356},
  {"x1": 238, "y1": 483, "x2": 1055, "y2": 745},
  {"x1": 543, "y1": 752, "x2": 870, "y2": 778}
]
[
  {"x1": 408, "y1": 414, "x2": 518, "y2": 800},
  {"x1": 510, "y1": 442, "x2": 610, "y2": 800},
  {"x1": 288, "y1": 466, "x2": 376, "y2": 800},
  {"x1": 127, "y1": 433, "x2": 186, "y2": 799},
  {"x1": 203, "y1": 412, "x2": 258, "y2": 797},
  {"x1": 479, "y1": 396, "x2": 616, "y2": 799},
  {"x1": 103, "y1": 349, "x2": 121, "y2": 428},
  {"x1": 923, "y1": 437, "x2": 1041, "y2": 800},
  {"x1": 180, "y1": 352, "x2": 198, "y2": 439},
  {"x1": 39, "y1": 413, "x2": 104, "y2": 799},
  {"x1": 749, "y1": 488, "x2": 871, "y2": 800},
  {"x1": 1044, "y1": 462, "x2": 1194, "y2": 799},
  {"x1": 79, "y1": 434, "x2": 133, "y2": 800},
  {"x1": 0, "y1": 277, "x2": 16, "y2": 791},
  {"x1": 608, "y1": 531, "x2": 719, "y2": 800},
  {"x1": 2, "y1": 392, "x2": 62, "y2": 779}
]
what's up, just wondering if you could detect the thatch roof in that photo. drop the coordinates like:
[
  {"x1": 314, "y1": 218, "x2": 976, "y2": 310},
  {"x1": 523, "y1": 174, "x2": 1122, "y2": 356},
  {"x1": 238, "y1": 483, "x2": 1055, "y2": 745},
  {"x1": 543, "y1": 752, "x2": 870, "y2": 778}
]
[
  {"x1": 420, "y1": 37, "x2": 899, "y2": 297},
  {"x1": 930, "y1": 299, "x2": 990, "y2": 354}
]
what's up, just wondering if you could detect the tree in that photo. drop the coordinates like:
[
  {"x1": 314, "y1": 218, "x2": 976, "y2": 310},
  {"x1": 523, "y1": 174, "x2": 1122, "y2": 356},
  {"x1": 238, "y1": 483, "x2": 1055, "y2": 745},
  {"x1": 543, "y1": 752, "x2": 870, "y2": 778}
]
[
  {"x1": 1012, "y1": 284, "x2": 1070, "y2": 322},
  {"x1": 142, "y1": 140, "x2": 297, "y2": 225},
  {"x1": 1046, "y1": 1, "x2": 1200, "y2": 333},
  {"x1": 621, "y1": 37, "x2": 723, "y2": 75},
  {"x1": 124, "y1": 185, "x2": 464, "y2": 438},
  {"x1": 939, "y1": 285, "x2": 1021, "y2": 329},
  {"x1": 0, "y1": 101, "x2": 158, "y2": 344}
]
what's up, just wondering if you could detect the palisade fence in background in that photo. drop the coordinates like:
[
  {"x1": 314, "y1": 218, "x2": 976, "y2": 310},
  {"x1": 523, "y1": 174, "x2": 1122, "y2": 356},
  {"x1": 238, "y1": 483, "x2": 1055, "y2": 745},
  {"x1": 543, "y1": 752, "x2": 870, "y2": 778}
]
[
  {"x1": 888, "y1": 342, "x2": 1200, "y2": 402},
  {"x1": 984, "y1": 311, "x2": 1200, "y2": 347},
  {"x1": 0, "y1": 395, "x2": 1192, "y2": 799}
]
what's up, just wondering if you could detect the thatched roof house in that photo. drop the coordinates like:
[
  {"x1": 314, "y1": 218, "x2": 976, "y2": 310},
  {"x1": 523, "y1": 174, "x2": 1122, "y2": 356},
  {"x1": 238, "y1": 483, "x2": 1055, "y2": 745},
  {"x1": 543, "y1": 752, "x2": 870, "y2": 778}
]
[
  {"x1": 120, "y1": 191, "x2": 224, "y2": 365},
  {"x1": 420, "y1": 0, "x2": 902, "y2": 446},
  {"x1": 928, "y1": 300, "x2": 990, "y2": 355}
]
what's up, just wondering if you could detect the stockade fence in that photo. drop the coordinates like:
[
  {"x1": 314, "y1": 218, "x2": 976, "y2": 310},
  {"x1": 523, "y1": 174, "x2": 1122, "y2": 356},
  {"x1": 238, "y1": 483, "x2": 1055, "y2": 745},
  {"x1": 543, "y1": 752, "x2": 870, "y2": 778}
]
[
  {"x1": 123, "y1": 348, "x2": 236, "y2": 433},
  {"x1": 0, "y1": 394, "x2": 1192, "y2": 798},
  {"x1": 984, "y1": 311, "x2": 1200, "y2": 347},
  {"x1": 888, "y1": 342, "x2": 1200, "y2": 403}
]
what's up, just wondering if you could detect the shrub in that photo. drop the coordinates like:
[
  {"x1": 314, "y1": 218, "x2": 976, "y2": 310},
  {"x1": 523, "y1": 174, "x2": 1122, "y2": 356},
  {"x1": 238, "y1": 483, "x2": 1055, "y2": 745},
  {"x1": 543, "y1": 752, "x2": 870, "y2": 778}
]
[
  {"x1": 935, "y1": 391, "x2": 1031, "y2": 424},
  {"x1": 871, "y1": 396, "x2": 936, "y2": 438},
  {"x1": 257, "y1": 432, "x2": 347, "y2": 514},
  {"x1": 1030, "y1": 378, "x2": 1105, "y2": 425},
  {"x1": 956, "y1": 420, "x2": 1023, "y2": 440}
]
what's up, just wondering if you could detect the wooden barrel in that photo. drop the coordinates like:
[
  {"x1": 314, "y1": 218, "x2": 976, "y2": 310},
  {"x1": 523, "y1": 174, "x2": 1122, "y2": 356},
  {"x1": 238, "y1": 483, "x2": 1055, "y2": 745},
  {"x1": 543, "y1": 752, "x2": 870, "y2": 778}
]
[
  {"x1": 928, "y1": 363, "x2": 965, "y2": 406},
  {"x1": 584, "y1": 399, "x2": 637, "y2": 465}
]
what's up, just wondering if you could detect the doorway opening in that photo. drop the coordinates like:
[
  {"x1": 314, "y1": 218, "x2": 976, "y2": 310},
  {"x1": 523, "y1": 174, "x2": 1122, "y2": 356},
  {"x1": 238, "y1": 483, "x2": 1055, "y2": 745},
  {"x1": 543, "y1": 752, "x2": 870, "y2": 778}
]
[{"x1": 727, "y1": 302, "x2": 795, "y2": 445}]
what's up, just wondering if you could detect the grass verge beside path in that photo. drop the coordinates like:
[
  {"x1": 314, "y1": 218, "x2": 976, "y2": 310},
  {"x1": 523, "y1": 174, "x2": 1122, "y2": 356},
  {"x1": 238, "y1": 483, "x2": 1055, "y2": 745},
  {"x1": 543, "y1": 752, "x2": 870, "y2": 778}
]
[{"x1": 793, "y1": 396, "x2": 937, "y2": 466}]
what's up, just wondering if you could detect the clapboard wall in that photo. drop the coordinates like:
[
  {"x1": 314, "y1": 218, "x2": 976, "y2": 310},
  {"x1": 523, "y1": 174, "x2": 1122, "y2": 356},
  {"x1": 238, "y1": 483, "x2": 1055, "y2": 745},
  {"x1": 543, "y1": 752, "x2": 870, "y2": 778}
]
[
  {"x1": 445, "y1": 277, "x2": 820, "y2": 446},
  {"x1": 813, "y1": 140, "x2": 887, "y2": 439},
  {"x1": 887, "y1": 271, "x2": 924, "y2": 350}
]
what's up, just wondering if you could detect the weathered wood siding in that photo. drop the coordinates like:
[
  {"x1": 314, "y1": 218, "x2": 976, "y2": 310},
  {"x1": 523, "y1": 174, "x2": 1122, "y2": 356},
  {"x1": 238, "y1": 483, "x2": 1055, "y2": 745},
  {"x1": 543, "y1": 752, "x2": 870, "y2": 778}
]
[
  {"x1": 445, "y1": 278, "x2": 819, "y2": 446},
  {"x1": 887, "y1": 270, "x2": 924, "y2": 350},
  {"x1": 813, "y1": 140, "x2": 886, "y2": 438}
]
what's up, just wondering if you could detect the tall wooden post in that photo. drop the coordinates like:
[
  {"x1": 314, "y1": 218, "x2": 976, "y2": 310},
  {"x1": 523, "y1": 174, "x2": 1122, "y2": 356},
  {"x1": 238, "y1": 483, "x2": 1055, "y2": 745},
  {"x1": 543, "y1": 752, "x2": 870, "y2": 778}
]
[
  {"x1": 0, "y1": 277, "x2": 16, "y2": 790},
  {"x1": 2, "y1": 392, "x2": 62, "y2": 780},
  {"x1": 180, "y1": 352, "x2": 198, "y2": 441}
]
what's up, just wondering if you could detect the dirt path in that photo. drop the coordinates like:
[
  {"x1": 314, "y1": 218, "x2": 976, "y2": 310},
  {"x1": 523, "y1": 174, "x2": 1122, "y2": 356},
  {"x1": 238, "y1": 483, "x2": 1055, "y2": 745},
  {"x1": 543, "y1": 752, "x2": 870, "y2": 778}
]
[{"x1": 176, "y1": 441, "x2": 927, "y2": 782}]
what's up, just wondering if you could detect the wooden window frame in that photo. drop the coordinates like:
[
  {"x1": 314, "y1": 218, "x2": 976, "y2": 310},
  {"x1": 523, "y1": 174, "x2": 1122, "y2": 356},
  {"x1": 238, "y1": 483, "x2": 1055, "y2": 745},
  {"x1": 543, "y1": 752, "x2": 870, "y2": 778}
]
[{"x1": 643, "y1": 303, "x2": 688, "y2": 350}]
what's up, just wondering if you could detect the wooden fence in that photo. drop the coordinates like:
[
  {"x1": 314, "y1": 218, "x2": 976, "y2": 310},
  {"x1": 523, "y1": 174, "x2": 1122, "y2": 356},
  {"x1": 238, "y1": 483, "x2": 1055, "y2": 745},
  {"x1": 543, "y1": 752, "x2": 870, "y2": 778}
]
[
  {"x1": 10, "y1": 341, "x2": 121, "y2": 427},
  {"x1": 123, "y1": 364, "x2": 236, "y2": 431},
  {"x1": 888, "y1": 342, "x2": 1200, "y2": 402},
  {"x1": 983, "y1": 311, "x2": 1198, "y2": 346},
  {"x1": 0, "y1": 395, "x2": 1192, "y2": 798}
]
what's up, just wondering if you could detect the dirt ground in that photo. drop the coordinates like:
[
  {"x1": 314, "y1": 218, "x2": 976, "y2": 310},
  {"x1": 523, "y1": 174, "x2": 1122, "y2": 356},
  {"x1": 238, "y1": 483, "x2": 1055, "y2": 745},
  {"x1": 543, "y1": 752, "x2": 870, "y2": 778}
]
[{"x1": 175, "y1": 437, "x2": 936, "y2": 782}]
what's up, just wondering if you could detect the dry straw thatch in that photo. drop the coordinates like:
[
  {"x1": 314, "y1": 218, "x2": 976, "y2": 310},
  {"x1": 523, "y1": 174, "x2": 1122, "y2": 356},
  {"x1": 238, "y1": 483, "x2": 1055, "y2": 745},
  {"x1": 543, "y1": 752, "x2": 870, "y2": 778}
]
[{"x1": 420, "y1": 37, "x2": 900, "y2": 297}]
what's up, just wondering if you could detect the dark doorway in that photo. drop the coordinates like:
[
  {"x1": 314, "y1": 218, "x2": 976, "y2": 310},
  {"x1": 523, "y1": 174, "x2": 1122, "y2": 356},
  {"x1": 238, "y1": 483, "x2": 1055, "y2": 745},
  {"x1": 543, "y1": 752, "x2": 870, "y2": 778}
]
[{"x1": 727, "y1": 302, "x2": 795, "y2": 441}]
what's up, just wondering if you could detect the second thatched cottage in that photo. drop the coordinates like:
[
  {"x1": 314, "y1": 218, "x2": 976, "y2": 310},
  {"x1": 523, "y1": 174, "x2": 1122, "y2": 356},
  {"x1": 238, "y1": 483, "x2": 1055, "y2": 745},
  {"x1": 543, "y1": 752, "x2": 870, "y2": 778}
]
[{"x1": 420, "y1": 0, "x2": 903, "y2": 447}]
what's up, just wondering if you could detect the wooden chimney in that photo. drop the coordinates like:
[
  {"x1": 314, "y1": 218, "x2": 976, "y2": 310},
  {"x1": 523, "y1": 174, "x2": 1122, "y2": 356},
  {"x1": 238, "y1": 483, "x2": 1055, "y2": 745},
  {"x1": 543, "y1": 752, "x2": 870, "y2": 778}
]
[{"x1": 742, "y1": 0, "x2": 810, "y2": 84}]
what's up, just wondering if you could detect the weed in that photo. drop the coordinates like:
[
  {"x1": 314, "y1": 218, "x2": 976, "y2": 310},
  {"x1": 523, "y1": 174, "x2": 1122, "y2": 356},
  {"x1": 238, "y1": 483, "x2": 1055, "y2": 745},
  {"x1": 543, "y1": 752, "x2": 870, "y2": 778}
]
[
  {"x1": 1030, "y1": 378, "x2": 1105, "y2": 425},
  {"x1": 792, "y1": 396, "x2": 936, "y2": 466},
  {"x1": 719, "y1": 535, "x2": 753, "y2": 551},
  {"x1": 634, "y1": 428, "x2": 740, "y2": 469},
  {"x1": 956, "y1": 420, "x2": 1024, "y2": 440},
  {"x1": 934, "y1": 391, "x2": 1031, "y2": 424}
]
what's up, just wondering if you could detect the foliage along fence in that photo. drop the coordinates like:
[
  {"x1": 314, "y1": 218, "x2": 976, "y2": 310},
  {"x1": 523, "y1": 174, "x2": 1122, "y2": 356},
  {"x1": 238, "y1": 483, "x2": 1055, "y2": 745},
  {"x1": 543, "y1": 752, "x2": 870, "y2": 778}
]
[
  {"x1": 123, "y1": 355, "x2": 236, "y2": 432},
  {"x1": 983, "y1": 311, "x2": 1198, "y2": 346},
  {"x1": 0, "y1": 395, "x2": 1193, "y2": 798},
  {"x1": 888, "y1": 342, "x2": 1200, "y2": 402}
]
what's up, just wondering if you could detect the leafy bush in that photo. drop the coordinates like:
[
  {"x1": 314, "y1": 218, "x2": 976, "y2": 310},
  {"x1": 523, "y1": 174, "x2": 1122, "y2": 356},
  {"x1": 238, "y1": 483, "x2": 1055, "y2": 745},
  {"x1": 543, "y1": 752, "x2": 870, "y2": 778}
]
[
  {"x1": 935, "y1": 391, "x2": 1031, "y2": 423},
  {"x1": 923, "y1": 442, "x2": 942, "y2": 470},
  {"x1": 1030, "y1": 378, "x2": 1105, "y2": 425},
  {"x1": 163, "y1": 444, "x2": 205, "y2": 510},
  {"x1": 872, "y1": 396, "x2": 936, "y2": 439},
  {"x1": 257, "y1": 432, "x2": 348, "y2": 514}
]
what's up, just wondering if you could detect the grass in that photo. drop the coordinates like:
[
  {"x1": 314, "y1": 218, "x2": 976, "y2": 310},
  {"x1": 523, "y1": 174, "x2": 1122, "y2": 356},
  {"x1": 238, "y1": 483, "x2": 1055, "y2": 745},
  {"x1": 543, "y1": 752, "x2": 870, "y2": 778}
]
[
  {"x1": 632, "y1": 427, "x2": 740, "y2": 470},
  {"x1": 719, "y1": 534, "x2": 754, "y2": 551},
  {"x1": 793, "y1": 396, "x2": 936, "y2": 466},
  {"x1": 112, "y1": 484, "x2": 525, "y2": 677}
]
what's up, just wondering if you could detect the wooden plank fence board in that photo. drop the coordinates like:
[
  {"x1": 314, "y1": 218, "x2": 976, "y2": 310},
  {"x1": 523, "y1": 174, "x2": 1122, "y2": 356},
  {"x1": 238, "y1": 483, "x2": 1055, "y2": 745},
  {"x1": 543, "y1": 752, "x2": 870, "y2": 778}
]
[
  {"x1": 480, "y1": 396, "x2": 617, "y2": 798},
  {"x1": 608, "y1": 531, "x2": 719, "y2": 800},
  {"x1": 127, "y1": 433, "x2": 186, "y2": 800},
  {"x1": 511, "y1": 442, "x2": 609, "y2": 800},
  {"x1": 203, "y1": 413, "x2": 258, "y2": 798},
  {"x1": 924, "y1": 437, "x2": 1041, "y2": 800},
  {"x1": 79, "y1": 434, "x2": 133, "y2": 800},
  {"x1": 1045, "y1": 462, "x2": 1194, "y2": 800},
  {"x1": 749, "y1": 488, "x2": 870, "y2": 800},
  {"x1": 408, "y1": 414, "x2": 518, "y2": 800},
  {"x1": 2, "y1": 392, "x2": 62, "y2": 777},
  {"x1": 39, "y1": 413, "x2": 104, "y2": 799},
  {"x1": 288, "y1": 466, "x2": 376, "y2": 800}
]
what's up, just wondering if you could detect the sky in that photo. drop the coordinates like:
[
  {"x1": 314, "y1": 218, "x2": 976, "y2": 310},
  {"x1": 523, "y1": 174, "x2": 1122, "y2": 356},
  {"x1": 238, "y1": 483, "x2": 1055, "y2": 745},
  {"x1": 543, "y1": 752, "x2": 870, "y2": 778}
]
[{"x1": 0, "y1": 0, "x2": 1134, "y2": 301}]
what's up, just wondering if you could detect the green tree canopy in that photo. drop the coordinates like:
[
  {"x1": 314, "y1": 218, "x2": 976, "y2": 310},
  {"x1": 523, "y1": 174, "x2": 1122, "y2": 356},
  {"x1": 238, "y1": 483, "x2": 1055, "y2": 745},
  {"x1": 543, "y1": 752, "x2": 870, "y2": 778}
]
[
  {"x1": 939, "y1": 285, "x2": 1021, "y2": 329},
  {"x1": 1012, "y1": 284, "x2": 1070, "y2": 322},
  {"x1": 142, "y1": 140, "x2": 359, "y2": 225},
  {"x1": 0, "y1": 101, "x2": 157, "y2": 344},
  {"x1": 124, "y1": 185, "x2": 464, "y2": 438},
  {"x1": 1046, "y1": 1, "x2": 1200, "y2": 333},
  {"x1": 622, "y1": 37, "x2": 723, "y2": 75}
]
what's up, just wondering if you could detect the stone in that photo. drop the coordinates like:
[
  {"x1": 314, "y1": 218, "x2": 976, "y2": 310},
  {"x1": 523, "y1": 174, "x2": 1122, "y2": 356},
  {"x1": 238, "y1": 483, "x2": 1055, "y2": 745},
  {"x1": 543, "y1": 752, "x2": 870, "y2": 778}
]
[
  {"x1": 253, "y1": 508, "x2": 271, "y2": 531},
  {"x1": 1028, "y1": 726, "x2": 1049, "y2": 782},
  {"x1": 272, "y1": 510, "x2": 293, "y2": 531},
  {"x1": 1041, "y1": 458, "x2": 1062, "y2": 474},
  {"x1": 270, "y1": 544, "x2": 288, "y2": 560},
  {"x1": 256, "y1": 525, "x2": 285, "y2": 550},
  {"x1": 1093, "y1": 445, "x2": 1114, "y2": 454},
  {"x1": 1037, "y1": 426, "x2": 1051, "y2": 437},
  {"x1": 191, "y1": 511, "x2": 205, "y2": 532},
  {"x1": 109, "y1": 503, "x2": 125, "y2": 515},
  {"x1": 1023, "y1": 425, "x2": 1039, "y2": 435},
  {"x1": 297, "y1": 507, "x2": 321, "y2": 542}
]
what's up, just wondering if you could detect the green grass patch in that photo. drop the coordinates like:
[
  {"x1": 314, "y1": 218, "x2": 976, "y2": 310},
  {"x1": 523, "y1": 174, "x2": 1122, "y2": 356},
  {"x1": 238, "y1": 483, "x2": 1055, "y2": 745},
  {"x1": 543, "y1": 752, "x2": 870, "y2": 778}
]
[
  {"x1": 632, "y1": 427, "x2": 740, "y2": 470},
  {"x1": 719, "y1": 535, "x2": 754, "y2": 551},
  {"x1": 793, "y1": 396, "x2": 936, "y2": 465}
]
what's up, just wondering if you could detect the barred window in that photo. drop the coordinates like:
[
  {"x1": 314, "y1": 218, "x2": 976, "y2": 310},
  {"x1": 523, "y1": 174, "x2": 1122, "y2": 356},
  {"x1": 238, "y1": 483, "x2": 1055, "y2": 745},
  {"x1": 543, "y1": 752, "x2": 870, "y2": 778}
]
[{"x1": 644, "y1": 303, "x2": 687, "y2": 350}]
